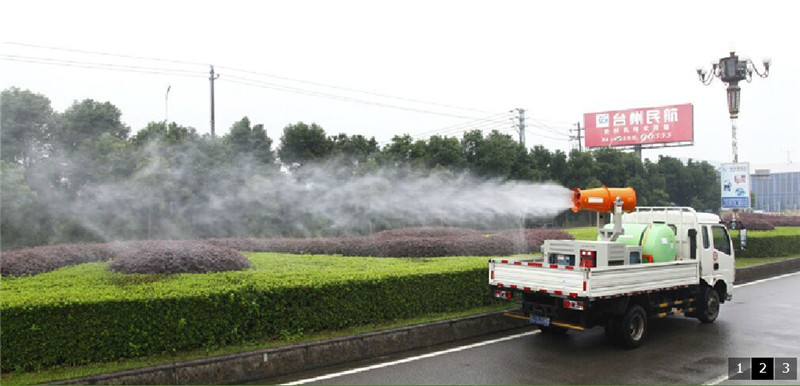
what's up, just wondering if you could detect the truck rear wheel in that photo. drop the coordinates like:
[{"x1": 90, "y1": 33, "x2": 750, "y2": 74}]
[
  {"x1": 619, "y1": 305, "x2": 647, "y2": 349},
  {"x1": 697, "y1": 287, "x2": 720, "y2": 324}
]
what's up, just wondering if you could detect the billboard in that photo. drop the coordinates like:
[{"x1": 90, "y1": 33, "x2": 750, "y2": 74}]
[
  {"x1": 584, "y1": 103, "x2": 693, "y2": 148},
  {"x1": 720, "y1": 162, "x2": 751, "y2": 209}
]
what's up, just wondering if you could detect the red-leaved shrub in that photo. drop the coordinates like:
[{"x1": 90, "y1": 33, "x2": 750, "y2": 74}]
[
  {"x1": 373, "y1": 227, "x2": 482, "y2": 239},
  {"x1": 0, "y1": 244, "x2": 113, "y2": 276},
  {"x1": 108, "y1": 240, "x2": 251, "y2": 274},
  {"x1": 207, "y1": 228, "x2": 574, "y2": 257}
]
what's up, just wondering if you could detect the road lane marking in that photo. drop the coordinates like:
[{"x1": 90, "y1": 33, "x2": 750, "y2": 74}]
[
  {"x1": 734, "y1": 270, "x2": 800, "y2": 288},
  {"x1": 282, "y1": 330, "x2": 539, "y2": 385},
  {"x1": 287, "y1": 271, "x2": 799, "y2": 385},
  {"x1": 703, "y1": 374, "x2": 728, "y2": 385},
  {"x1": 702, "y1": 270, "x2": 800, "y2": 385}
]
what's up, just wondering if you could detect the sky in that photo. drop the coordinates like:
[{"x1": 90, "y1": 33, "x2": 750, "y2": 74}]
[{"x1": 2, "y1": 0, "x2": 799, "y2": 169}]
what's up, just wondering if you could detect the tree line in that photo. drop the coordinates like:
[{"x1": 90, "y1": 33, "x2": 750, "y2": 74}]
[{"x1": 0, "y1": 87, "x2": 720, "y2": 249}]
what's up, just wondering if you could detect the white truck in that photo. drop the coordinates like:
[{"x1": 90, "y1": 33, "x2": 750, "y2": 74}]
[{"x1": 489, "y1": 187, "x2": 735, "y2": 348}]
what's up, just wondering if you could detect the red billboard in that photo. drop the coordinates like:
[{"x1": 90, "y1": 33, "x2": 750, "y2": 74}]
[{"x1": 583, "y1": 103, "x2": 693, "y2": 148}]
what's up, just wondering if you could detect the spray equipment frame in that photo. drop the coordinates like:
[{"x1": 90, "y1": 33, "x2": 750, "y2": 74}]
[{"x1": 571, "y1": 186, "x2": 637, "y2": 242}]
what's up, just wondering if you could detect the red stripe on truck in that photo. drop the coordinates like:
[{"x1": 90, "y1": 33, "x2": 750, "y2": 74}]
[
  {"x1": 510, "y1": 285, "x2": 517, "y2": 289},
  {"x1": 549, "y1": 264, "x2": 558, "y2": 269},
  {"x1": 513, "y1": 261, "x2": 521, "y2": 265},
  {"x1": 501, "y1": 260, "x2": 508, "y2": 264},
  {"x1": 554, "y1": 290, "x2": 563, "y2": 295},
  {"x1": 569, "y1": 292, "x2": 578, "y2": 297}
]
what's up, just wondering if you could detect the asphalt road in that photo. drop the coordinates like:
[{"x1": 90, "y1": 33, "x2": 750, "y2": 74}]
[{"x1": 264, "y1": 272, "x2": 800, "y2": 385}]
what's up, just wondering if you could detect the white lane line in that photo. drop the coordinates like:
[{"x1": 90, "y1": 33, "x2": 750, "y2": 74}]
[
  {"x1": 702, "y1": 270, "x2": 800, "y2": 385},
  {"x1": 734, "y1": 270, "x2": 800, "y2": 288},
  {"x1": 703, "y1": 374, "x2": 729, "y2": 385},
  {"x1": 282, "y1": 330, "x2": 539, "y2": 385}
]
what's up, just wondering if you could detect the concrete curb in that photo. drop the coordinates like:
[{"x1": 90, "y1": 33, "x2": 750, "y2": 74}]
[
  {"x1": 734, "y1": 257, "x2": 800, "y2": 284},
  {"x1": 53, "y1": 257, "x2": 800, "y2": 385},
  {"x1": 53, "y1": 310, "x2": 529, "y2": 385}
]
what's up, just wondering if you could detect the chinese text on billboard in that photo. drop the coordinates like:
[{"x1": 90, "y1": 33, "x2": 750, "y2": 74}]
[{"x1": 583, "y1": 103, "x2": 693, "y2": 148}]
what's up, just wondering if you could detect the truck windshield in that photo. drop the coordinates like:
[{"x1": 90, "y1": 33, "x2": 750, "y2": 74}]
[{"x1": 711, "y1": 226, "x2": 731, "y2": 255}]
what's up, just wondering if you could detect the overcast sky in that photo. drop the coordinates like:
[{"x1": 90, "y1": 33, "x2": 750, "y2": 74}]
[{"x1": 2, "y1": 0, "x2": 798, "y2": 168}]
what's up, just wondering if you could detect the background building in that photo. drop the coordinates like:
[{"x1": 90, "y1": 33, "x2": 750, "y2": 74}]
[{"x1": 751, "y1": 164, "x2": 800, "y2": 213}]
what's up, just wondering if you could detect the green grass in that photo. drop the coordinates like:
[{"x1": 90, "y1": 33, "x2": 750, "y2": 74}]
[
  {"x1": 734, "y1": 256, "x2": 797, "y2": 268},
  {"x1": 0, "y1": 302, "x2": 515, "y2": 385},
  {"x1": 0, "y1": 253, "x2": 489, "y2": 308},
  {"x1": 565, "y1": 227, "x2": 597, "y2": 241},
  {"x1": 730, "y1": 226, "x2": 800, "y2": 238}
]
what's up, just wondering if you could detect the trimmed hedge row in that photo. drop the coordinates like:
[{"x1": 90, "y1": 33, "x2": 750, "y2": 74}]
[
  {"x1": 109, "y1": 241, "x2": 251, "y2": 274},
  {"x1": 732, "y1": 234, "x2": 800, "y2": 258},
  {"x1": 0, "y1": 254, "x2": 492, "y2": 372},
  {"x1": 206, "y1": 229, "x2": 573, "y2": 257},
  {"x1": 0, "y1": 243, "x2": 113, "y2": 276}
]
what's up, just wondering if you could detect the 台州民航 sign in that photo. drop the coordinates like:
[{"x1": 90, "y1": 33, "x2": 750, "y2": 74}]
[{"x1": 584, "y1": 104, "x2": 693, "y2": 148}]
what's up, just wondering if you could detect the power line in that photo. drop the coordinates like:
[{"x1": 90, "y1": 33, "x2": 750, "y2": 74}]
[
  {"x1": 5, "y1": 41, "x2": 494, "y2": 115},
  {"x1": 221, "y1": 75, "x2": 483, "y2": 120},
  {"x1": 0, "y1": 54, "x2": 206, "y2": 78},
  {"x1": 3, "y1": 41, "x2": 208, "y2": 67},
  {"x1": 217, "y1": 65, "x2": 496, "y2": 115}
]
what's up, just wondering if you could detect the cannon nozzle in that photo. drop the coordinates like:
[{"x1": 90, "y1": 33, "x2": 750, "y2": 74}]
[{"x1": 571, "y1": 186, "x2": 637, "y2": 213}]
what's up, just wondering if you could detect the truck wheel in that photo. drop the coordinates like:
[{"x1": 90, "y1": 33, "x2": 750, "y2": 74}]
[
  {"x1": 697, "y1": 287, "x2": 720, "y2": 324},
  {"x1": 619, "y1": 305, "x2": 647, "y2": 349},
  {"x1": 538, "y1": 325, "x2": 568, "y2": 335}
]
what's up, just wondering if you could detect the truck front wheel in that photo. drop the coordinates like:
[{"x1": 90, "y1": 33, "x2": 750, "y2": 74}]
[
  {"x1": 619, "y1": 305, "x2": 647, "y2": 349},
  {"x1": 697, "y1": 287, "x2": 720, "y2": 324}
]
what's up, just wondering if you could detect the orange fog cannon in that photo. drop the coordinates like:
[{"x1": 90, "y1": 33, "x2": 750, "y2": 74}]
[{"x1": 571, "y1": 186, "x2": 637, "y2": 213}]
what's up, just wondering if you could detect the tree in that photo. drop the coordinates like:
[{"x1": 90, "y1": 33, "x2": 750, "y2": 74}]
[
  {"x1": 132, "y1": 121, "x2": 199, "y2": 146},
  {"x1": 380, "y1": 134, "x2": 426, "y2": 167},
  {"x1": 331, "y1": 133, "x2": 379, "y2": 162},
  {"x1": 424, "y1": 135, "x2": 464, "y2": 170},
  {"x1": 55, "y1": 99, "x2": 130, "y2": 153},
  {"x1": 277, "y1": 122, "x2": 333, "y2": 168},
  {"x1": 462, "y1": 130, "x2": 521, "y2": 178},
  {"x1": 226, "y1": 117, "x2": 275, "y2": 165},
  {"x1": 562, "y1": 149, "x2": 600, "y2": 189},
  {"x1": 0, "y1": 87, "x2": 54, "y2": 167},
  {"x1": 0, "y1": 161, "x2": 46, "y2": 248}
]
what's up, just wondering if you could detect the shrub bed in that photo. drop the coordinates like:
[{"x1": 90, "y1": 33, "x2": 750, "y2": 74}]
[
  {"x1": 0, "y1": 243, "x2": 113, "y2": 276},
  {"x1": 0, "y1": 253, "x2": 492, "y2": 372},
  {"x1": 373, "y1": 227, "x2": 481, "y2": 238},
  {"x1": 109, "y1": 241, "x2": 251, "y2": 274},
  {"x1": 207, "y1": 228, "x2": 573, "y2": 257},
  {"x1": 723, "y1": 212, "x2": 800, "y2": 229},
  {"x1": 732, "y1": 236, "x2": 800, "y2": 258}
]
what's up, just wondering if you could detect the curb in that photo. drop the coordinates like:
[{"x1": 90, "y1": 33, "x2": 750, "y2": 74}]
[
  {"x1": 54, "y1": 257, "x2": 800, "y2": 385},
  {"x1": 734, "y1": 257, "x2": 800, "y2": 284},
  {"x1": 53, "y1": 310, "x2": 529, "y2": 385}
]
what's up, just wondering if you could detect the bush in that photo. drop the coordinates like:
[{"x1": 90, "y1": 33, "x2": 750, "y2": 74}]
[
  {"x1": 0, "y1": 244, "x2": 113, "y2": 276},
  {"x1": 108, "y1": 241, "x2": 251, "y2": 274},
  {"x1": 723, "y1": 212, "x2": 800, "y2": 228},
  {"x1": 373, "y1": 227, "x2": 481, "y2": 239},
  {"x1": 207, "y1": 228, "x2": 574, "y2": 257},
  {"x1": 732, "y1": 234, "x2": 800, "y2": 258},
  {"x1": 0, "y1": 253, "x2": 491, "y2": 371}
]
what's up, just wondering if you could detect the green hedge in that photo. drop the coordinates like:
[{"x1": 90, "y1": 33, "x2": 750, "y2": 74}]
[
  {"x1": 0, "y1": 254, "x2": 492, "y2": 372},
  {"x1": 731, "y1": 234, "x2": 800, "y2": 258}
]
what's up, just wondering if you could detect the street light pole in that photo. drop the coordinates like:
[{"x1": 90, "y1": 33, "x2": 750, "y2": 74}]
[
  {"x1": 165, "y1": 85, "x2": 171, "y2": 123},
  {"x1": 697, "y1": 51, "x2": 770, "y2": 163}
]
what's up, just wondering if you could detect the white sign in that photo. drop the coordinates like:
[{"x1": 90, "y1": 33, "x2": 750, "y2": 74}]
[{"x1": 720, "y1": 162, "x2": 750, "y2": 209}]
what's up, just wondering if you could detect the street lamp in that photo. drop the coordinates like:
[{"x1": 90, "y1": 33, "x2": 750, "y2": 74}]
[
  {"x1": 165, "y1": 85, "x2": 171, "y2": 123},
  {"x1": 696, "y1": 51, "x2": 770, "y2": 163}
]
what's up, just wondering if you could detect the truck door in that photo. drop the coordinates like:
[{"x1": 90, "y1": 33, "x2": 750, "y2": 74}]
[{"x1": 710, "y1": 225, "x2": 734, "y2": 287}]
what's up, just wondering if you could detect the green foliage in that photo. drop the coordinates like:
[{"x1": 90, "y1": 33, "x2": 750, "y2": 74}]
[
  {"x1": 0, "y1": 162, "x2": 47, "y2": 249},
  {"x1": 0, "y1": 87, "x2": 54, "y2": 166},
  {"x1": 0, "y1": 253, "x2": 491, "y2": 371},
  {"x1": 55, "y1": 99, "x2": 129, "y2": 154},
  {"x1": 729, "y1": 227, "x2": 800, "y2": 258},
  {"x1": 226, "y1": 117, "x2": 275, "y2": 165},
  {"x1": 277, "y1": 122, "x2": 333, "y2": 167}
]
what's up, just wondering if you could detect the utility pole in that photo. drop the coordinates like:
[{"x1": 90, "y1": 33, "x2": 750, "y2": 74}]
[
  {"x1": 165, "y1": 85, "x2": 171, "y2": 122},
  {"x1": 209, "y1": 65, "x2": 220, "y2": 137},
  {"x1": 571, "y1": 122, "x2": 583, "y2": 151},
  {"x1": 514, "y1": 108, "x2": 526, "y2": 146}
]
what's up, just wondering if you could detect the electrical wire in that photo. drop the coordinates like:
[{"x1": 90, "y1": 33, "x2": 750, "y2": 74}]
[
  {"x1": 3, "y1": 41, "x2": 208, "y2": 67},
  {"x1": 1, "y1": 55, "x2": 206, "y2": 78},
  {"x1": 220, "y1": 75, "x2": 483, "y2": 120}
]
